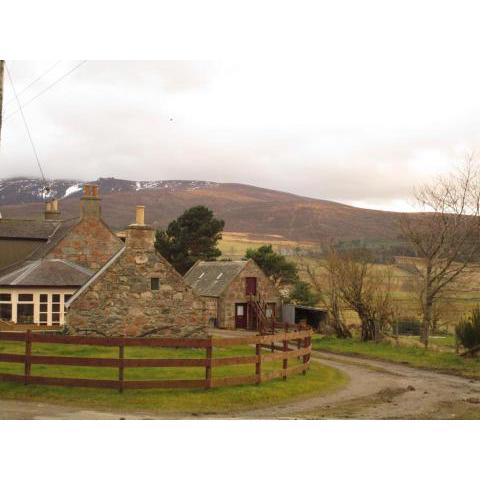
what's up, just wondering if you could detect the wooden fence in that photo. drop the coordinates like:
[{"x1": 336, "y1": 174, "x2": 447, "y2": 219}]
[{"x1": 0, "y1": 327, "x2": 312, "y2": 392}]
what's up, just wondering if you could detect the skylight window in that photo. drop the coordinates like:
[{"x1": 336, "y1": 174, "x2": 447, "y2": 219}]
[
  {"x1": 216, "y1": 273, "x2": 223, "y2": 279},
  {"x1": 198, "y1": 272, "x2": 205, "y2": 279}
]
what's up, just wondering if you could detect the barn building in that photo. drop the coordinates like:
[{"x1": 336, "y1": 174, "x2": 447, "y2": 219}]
[{"x1": 184, "y1": 259, "x2": 282, "y2": 330}]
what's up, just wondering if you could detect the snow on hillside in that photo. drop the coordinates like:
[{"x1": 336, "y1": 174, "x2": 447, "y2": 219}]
[
  {"x1": 63, "y1": 184, "x2": 82, "y2": 198},
  {"x1": 0, "y1": 177, "x2": 218, "y2": 205}
]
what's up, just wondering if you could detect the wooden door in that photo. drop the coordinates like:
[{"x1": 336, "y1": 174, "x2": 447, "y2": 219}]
[
  {"x1": 235, "y1": 303, "x2": 247, "y2": 329},
  {"x1": 245, "y1": 277, "x2": 257, "y2": 295}
]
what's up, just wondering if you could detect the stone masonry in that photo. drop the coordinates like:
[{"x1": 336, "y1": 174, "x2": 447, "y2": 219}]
[
  {"x1": 66, "y1": 207, "x2": 208, "y2": 337},
  {"x1": 46, "y1": 185, "x2": 123, "y2": 271},
  {"x1": 219, "y1": 260, "x2": 281, "y2": 329}
]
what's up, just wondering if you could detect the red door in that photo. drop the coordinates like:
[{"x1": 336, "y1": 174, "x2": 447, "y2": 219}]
[
  {"x1": 235, "y1": 303, "x2": 247, "y2": 329},
  {"x1": 245, "y1": 277, "x2": 257, "y2": 295}
]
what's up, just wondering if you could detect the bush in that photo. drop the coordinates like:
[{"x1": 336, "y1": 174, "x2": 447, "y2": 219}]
[{"x1": 455, "y1": 307, "x2": 480, "y2": 351}]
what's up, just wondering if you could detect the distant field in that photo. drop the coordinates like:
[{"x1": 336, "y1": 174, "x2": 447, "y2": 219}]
[{"x1": 219, "y1": 231, "x2": 319, "y2": 259}]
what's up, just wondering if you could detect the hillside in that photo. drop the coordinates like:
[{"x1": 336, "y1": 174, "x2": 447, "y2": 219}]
[{"x1": 0, "y1": 177, "x2": 405, "y2": 243}]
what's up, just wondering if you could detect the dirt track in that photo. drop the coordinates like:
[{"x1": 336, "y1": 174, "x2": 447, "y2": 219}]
[
  {"x1": 235, "y1": 352, "x2": 480, "y2": 419},
  {"x1": 1, "y1": 352, "x2": 479, "y2": 419}
]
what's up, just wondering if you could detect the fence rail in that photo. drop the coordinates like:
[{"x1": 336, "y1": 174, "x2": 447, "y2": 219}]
[{"x1": 0, "y1": 326, "x2": 312, "y2": 392}]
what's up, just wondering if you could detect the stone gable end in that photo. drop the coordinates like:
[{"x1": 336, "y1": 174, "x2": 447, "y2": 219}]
[
  {"x1": 66, "y1": 248, "x2": 208, "y2": 338},
  {"x1": 220, "y1": 260, "x2": 282, "y2": 328},
  {"x1": 46, "y1": 218, "x2": 123, "y2": 271}
]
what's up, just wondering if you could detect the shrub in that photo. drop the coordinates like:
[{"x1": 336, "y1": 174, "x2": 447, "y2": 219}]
[{"x1": 455, "y1": 307, "x2": 480, "y2": 351}]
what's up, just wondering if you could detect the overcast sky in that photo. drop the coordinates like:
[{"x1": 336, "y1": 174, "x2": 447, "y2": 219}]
[{"x1": 1, "y1": 55, "x2": 479, "y2": 212}]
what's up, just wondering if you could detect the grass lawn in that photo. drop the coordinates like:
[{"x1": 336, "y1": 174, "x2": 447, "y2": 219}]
[
  {"x1": 0, "y1": 340, "x2": 346, "y2": 415},
  {"x1": 312, "y1": 335, "x2": 480, "y2": 379}
]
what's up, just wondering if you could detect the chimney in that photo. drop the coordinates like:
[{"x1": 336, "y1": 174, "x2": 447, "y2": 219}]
[
  {"x1": 80, "y1": 184, "x2": 101, "y2": 219},
  {"x1": 126, "y1": 205, "x2": 155, "y2": 251},
  {"x1": 44, "y1": 198, "x2": 61, "y2": 220}
]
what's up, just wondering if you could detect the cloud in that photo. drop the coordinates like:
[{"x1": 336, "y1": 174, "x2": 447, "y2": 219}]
[{"x1": 1, "y1": 60, "x2": 478, "y2": 211}]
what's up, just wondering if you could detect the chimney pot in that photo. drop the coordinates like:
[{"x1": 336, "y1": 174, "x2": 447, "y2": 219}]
[
  {"x1": 136, "y1": 205, "x2": 145, "y2": 225},
  {"x1": 80, "y1": 184, "x2": 101, "y2": 218},
  {"x1": 44, "y1": 198, "x2": 61, "y2": 220}
]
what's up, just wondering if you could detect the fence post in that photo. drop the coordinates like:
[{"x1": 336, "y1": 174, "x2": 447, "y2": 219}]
[
  {"x1": 24, "y1": 329, "x2": 32, "y2": 385},
  {"x1": 118, "y1": 339, "x2": 125, "y2": 394},
  {"x1": 302, "y1": 332, "x2": 309, "y2": 375},
  {"x1": 282, "y1": 323, "x2": 288, "y2": 380},
  {"x1": 205, "y1": 335, "x2": 213, "y2": 389},
  {"x1": 255, "y1": 342, "x2": 262, "y2": 385}
]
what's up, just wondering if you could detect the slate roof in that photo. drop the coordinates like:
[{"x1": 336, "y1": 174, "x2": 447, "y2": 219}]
[
  {"x1": 0, "y1": 217, "x2": 80, "y2": 274},
  {"x1": 184, "y1": 260, "x2": 248, "y2": 297},
  {"x1": 0, "y1": 259, "x2": 94, "y2": 287},
  {"x1": 27, "y1": 217, "x2": 80, "y2": 261},
  {"x1": 0, "y1": 218, "x2": 61, "y2": 240}
]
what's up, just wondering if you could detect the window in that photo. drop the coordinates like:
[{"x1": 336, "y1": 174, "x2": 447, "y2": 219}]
[
  {"x1": 0, "y1": 293, "x2": 11, "y2": 302},
  {"x1": 151, "y1": 278, "x2": 160, "y2": 290},
  {"x1": 245, "y1": 277, "x2": 257, "y2": 295},
  {"x1": 18, "y1": 294, "x2": 33, "y2": 302},
  {"x1": 52, "y1": 295, "x2": 61, "y2": 325},
  {"x1": 0, "y1": 303, "x2": 12, "y2": 321},
  {"x1": 17, "y1": 304, "x2": 34, "y2": 324},
  {"x1": 39, "y1": 294, "x2": 48, "y2": 325},
  {"x1": 216, "y1": 273, "x2": 223, "y2": 279},
  {"x1": 266, "y1": 303, "x2": 276, "y2": 319}
]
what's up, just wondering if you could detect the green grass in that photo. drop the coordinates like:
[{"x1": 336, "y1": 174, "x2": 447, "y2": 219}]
[
  {"x1": 312, "y1": 335, "x2": 480, "y2": 379},
  {"x1": 0, "y1": 340, "x2": 346, "y2": 415}
]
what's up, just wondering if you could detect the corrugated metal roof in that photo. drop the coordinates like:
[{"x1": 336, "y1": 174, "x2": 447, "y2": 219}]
[
  {"x1": 0, "y1": 259, "x2": 93, "y2": 287},
  {"x1": 184, "y1": 260, "x2": 247, "y2": 297}
]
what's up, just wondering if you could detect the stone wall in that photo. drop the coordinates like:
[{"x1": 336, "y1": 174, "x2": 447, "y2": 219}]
[
  {"x1": 66, "y1": 225, "x2": 208, "y2": 337},
  {"x1": 219, "y1": 260, "x2": 282, "y2": 329},
  {"x1": 47, "y1": 218, "x2": 123, "y2": 271},
  {"x1": 203, "y1": 297, "x2": 218, "y2": 326}
]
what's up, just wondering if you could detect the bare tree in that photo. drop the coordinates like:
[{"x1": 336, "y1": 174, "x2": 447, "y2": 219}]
[
  {"x1": 299, "y1": 256, "x2": 352, "y2": 338},
  {"x1": 400, "y1": 156, "x2": 480, "y2": 347},
  {"x1": 324, "y1": 247, "x2": 394, "y2": 341}
]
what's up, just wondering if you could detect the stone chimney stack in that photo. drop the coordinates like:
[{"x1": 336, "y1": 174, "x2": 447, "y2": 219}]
[
  {"x1": 44, "y1": 198, "x2": 61, "y2": 220},
  {"x1": 80, "y1": 184, "x2": 101, "y2": 219},
  {"x1": 126, "y1": 205, "x2": 155, "y2": 251}
]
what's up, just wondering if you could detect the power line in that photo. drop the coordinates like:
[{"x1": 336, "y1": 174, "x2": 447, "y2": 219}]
[
  {"x1": 4, "y1": 60, "x2": 62, "y2": 107},
  {"x1": 5, "y1": 62, "x2": 47, "y2": 184},
  {"x1": 5, "y1": 61, "x2": 87, "y2": 121}
]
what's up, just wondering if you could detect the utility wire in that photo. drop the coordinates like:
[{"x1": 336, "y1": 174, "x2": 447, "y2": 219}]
[
  {"x1": 5, "y1": 62, "x2": 47, "y2": 185},
  {"x1": 5, "y1": 61, "x2": 87, "y2": 121},
  {"x1": 4, "y1": 60, "x2": 62, "y2": 107}
]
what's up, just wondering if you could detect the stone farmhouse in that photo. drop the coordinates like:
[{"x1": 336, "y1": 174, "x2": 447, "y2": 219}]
[
  {"x1": 0, "y1": 185, "x2": 207, "y2": 337},
  {"x1": 66, "y1": 206, "x2": 208, "y2": 337},
  {"x1": 184, "y1": 259, "x2": 282, "y2": 330}
]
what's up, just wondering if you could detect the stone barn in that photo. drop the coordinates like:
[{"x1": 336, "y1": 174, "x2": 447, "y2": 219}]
[
  {"x1": 66, "y1": 206, "x2": 208, "y2": 338},
  {"x1": 184, "y1": 259, "x2": 282, "y2": 330}
]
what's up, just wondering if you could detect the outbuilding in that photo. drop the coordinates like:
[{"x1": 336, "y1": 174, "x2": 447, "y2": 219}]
[{"x1": 184, "y1": 259, "x2": 282, "y2": 330}]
